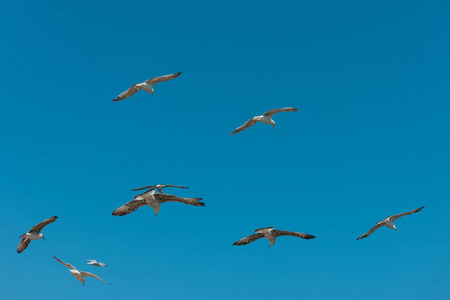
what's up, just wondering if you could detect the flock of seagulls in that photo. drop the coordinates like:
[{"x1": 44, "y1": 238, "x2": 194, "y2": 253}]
[{"x1": 17, "y1": 72, "x2": 426, "y2": 286}]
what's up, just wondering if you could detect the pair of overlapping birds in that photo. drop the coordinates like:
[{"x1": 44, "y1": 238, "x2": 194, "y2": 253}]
[{"x1": 17, "y1": 72, "x2": 425, "y2": 286}]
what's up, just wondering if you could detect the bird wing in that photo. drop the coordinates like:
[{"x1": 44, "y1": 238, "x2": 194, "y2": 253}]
[
  {"x1": 272, "y1": 230, "x2": 316, "y2": 240},
  {"x1": 356, "y1": 223, "x2": 384, "y2": 240},
  {"x1": 390, "y1": 206, "x2": 425, "y2": 222},
  {"x1": 86, "y1": 259, "x2": 97, "y2": 263},
  {"x1": 233, "y1": 233, "x2": 265, "y2": 246},
  {"x1": 53, "y1": 256, "x2": 77, "y2": 270},
  {"x1": 17, "y1": 237, "x2": 31, "y2": 253},
  {"x1": 154, "y1": 193, "x2": 205, "y2": 206},
  {"x1": 230, "y1": 117, "x2": 258, "y2": 135},
  {"x1": 29, "y1": 216, "x2": 58, "y2": 234},
  {"x1": 112, "y1": 84, "x2": 142, "y2": 101},
  {"x1": 80, "y1": 271, "x2": 111, "y2": 285},
  {"x1": 111, "y1": 199, "x2": 148, "y2": 216},
  {"x1": 263, "y1": 107, "x2": 298, "y2": 117},
  {"x1": 162, "y1": 185, "x2": 189, "y2": 189},
  {"x1": 145, "y1": 72, "x2": 182, "y2": 85},
  {"x1": 131, "y1": 185, "x2": 157, "y2": 191}
]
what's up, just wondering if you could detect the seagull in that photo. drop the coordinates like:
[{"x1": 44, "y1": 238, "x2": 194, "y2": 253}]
[
  {"x1": 87, "y1": 259, "x2": 107, "y2": 267},
  {"x1": 17, "y1": 216, "x2": 58, "y2": 253},
  {"x1": 131, "y1": 184, "x2": 189, "y2": 193},
  {"x1": 112, "y1": 72, "x2": 182, "y2": 101},
  {"x1": 233, "y1": 226, "x2": 316, "y2": 248},
  {"x1": 356, "y1": 206, "x2": 425, "y2": 240},
  {"x1": 112, "y1": 188, "x2": 205, "y2": 217},
  {"x1": 53, "y1": 256, "x2": 111, "y2": 286},
  {"x1": 230, "y1": 107, "x2": 298, "y2": 135}
]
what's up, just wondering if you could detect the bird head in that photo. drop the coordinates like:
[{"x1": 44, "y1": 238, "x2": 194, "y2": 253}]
[
  {"x1": 393, "y1": 225, "x2": 398, "y2": 231},
  {"x1": 272, "y1": 120, "x2": 275, "y2": 129},
  {"x1": 40, "y1": 234, "x2": 45, "y2": 239}
]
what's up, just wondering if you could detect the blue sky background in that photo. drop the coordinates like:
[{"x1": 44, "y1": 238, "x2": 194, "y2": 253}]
[{"x1": 1, "y1": 0, "x2": 449, "y2": 299}]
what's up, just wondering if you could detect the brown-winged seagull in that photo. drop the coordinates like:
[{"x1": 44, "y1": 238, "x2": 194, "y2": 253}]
[
  {"x1": 87, "y1": 259, "x2": 107, "y2": 267},
  {"x1": 17, "y1": 216, "x2": 58, "y2": 253},
  {"x1": 357, "y1": 206, "x2": 425, "y2": 240},
  {"x1": 53, "y1": 256, "x2": 111, "y2": 286},
  {"x1": 112, "y1": 72, "x2": 182, "y2": 101},
  {"x1": 112, "y1": 188, "x2": 204, "y2": 217},
  {"x1": 131, "y1": 184, "x2": 189, "y2": 193},
  {"x1": 233, "y1": 226, "x2": 316, "y2": 248},
  {"x1": 230, "y1": 107, "x2": 298, "y2": 135}
]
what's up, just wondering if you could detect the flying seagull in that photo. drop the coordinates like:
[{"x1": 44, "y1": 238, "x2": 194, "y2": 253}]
[
  {"x1": 356, "y1": 206, "x2": 425, "y2": 240},
  {"x1": 87, "y1": 259, "x2": 107, "y2": 267},
  {"x1": 112, "y1": 72, "x2": 182, "y2": 101},
  {"x1": 131, "y1": 184, "x2": 189, "y2": 193},
  {"x1": 112, "y1": 188, "x2": 204, "y2": 217},
  {"x1": 230, "y1": 107, "x2": 298, "y2": 135},
  {"x1": 53, "y1": 256, "x2": 111, "y2": 286},
  {"x1": 17, "y1": 216, "x2": 58, "y2": 253},
  {"x1": 233, "y1": 226, "x2": 316, "y2": 248}
]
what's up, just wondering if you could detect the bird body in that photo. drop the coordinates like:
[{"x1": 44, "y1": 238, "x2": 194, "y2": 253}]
[
  {"x1": 233, "y1": 226, "x2": 316, "y2": 247},
  {"x1": 255, "y1": 227, "x2": 277, "y2": 246},
  {"x1": 357, "y1": 206, "x2": 424, "y2": 240},
  {"x1": 19, "y1": 231, "x2": 42, "y2": 240}
]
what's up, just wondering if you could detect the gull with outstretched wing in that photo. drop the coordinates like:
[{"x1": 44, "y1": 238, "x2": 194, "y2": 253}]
[
  {"x1": 233, "y1": 226, "x2": 316, "y2": 247},
  {"x1": 357, "y1": 206, "x2": 425, "y2": 240},
  {"x1": 53, "y1": 256, "x2": 110, "y2": 286},
  {"x1": 17, "y1": 216, "x2": 58, "y2": 253},
  {"x1": 131, "y1": 184, "x2": 189, "y2": 193},
  {"x1": 230, "y1": 107, "x2": 298, "y2": 135},
  {"x1": 112, "y1": 188, "x2": 204, "y2": 217},
  {"x1": 112, "y1": 72, "x2": 182, "y2": 101},
  {"x1": 87, "y1": 259, "x2": 107, "y2": 267}
]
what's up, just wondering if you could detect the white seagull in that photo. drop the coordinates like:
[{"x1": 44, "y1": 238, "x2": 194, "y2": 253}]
[
  {"x1": 230, "y1": 107, "x2": 298, "y2": 135},
  {"x1": 112, "y1": 72, "x2": 182, "y2": 101},
  {"x1": 17, "y1": 216, "x2": 58, "y2": 253},
  {"x1": 87, "y1": 259, "x2": 107, "y2": 267},
  {"x1": 357, "y1": 206, "x2": 425, "y2": 240},
  {"x1": 233, "y1": 226, "x2": 316, "y2": 248},
  {"x1": 131, "y1": 184, "x2": 189, "y2": 193},
  {"x1": 112, "y1": 188, "x2": 205, "y2": 217},
  {"x1": 53, "y1": 256, "x2": 111, "y2": 286}
]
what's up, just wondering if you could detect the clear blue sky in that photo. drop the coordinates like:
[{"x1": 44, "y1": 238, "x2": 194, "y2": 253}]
[{"x1": 1, "y1": 0, "x2": 449, "y2": 299}]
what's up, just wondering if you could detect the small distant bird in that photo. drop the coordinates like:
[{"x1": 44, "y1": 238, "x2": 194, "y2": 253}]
[
  {"x1": 112, "y1": 72, "x2": 182, "y2": 101},
  {"x1": 17, "y1": 216, "x2": 58, "y2": 253},
  {"x1": 233, "y1": 226, "x2": 316, "y2": 248},
  {"x1": 53, "y1": 256, "x2": 111, "y2": 286},
  {"x1": 230, "y1": 107, "x2": 298, "y2": 135},
  {"x1": 357, "y1": 206, "x2": 425, "y2": 240},
  {"x1": 131, "y1": 184, "x2": 189, "y2": 193},
  {"x1": 87, "y1": 259, "x2": 107, "y2": 267},
  {"x1": 112, "y1": 188, "x2": 204, "y2": 217}
]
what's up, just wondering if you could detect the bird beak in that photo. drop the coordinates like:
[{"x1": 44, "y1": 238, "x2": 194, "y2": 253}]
[
  {"x1": 272, "y1": 125, "x2": 275, "y2": 129},
  {"x1": 42, "y1": 237, "x2": 45, "y2": 240}
]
